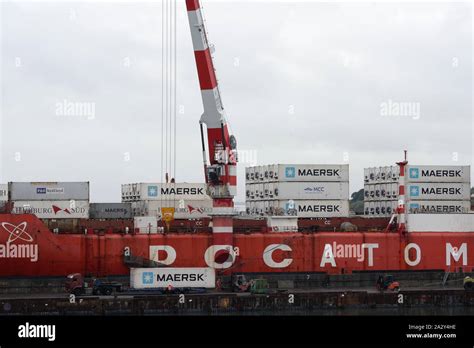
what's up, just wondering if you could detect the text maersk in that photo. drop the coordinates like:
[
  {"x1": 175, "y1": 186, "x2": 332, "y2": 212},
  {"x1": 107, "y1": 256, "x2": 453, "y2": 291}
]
[
  {"x1": 160, "y1": 188, "x2": 204, "y2": 195},
  {"x1": 411, "y1": 205, "x2": 465, "y2": 213},
  {"x1": 298, "y1": 169, "x2": 340, "y2": 177},
  {"x1": 421, "y1": 170, "x2": 463, "y2": 178},
  {"x1": 422, "y1": 188, "x2": 461, "y2": 195},
  {"x1": 157, "y1": 273, "x2": 205, "y2": 282},
  {"x1": 299, "y1": 204, "x2": 341, "y2": 213}
]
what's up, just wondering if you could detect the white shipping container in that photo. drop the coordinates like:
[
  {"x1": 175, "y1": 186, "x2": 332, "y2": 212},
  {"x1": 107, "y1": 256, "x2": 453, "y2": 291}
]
[
  {"x1": 246, "y1": 164, "x2": 349, "y2": 183},
  {"x1": 273, "y1": 182, "x2": 349, "y2": 200},
  {"x1": 406, "y1": 165, "x2": 470, "y2": 183},
  {"x1": 134, "y1": 216, "x2": 159, "y2": 233},
  {"x1": 407, "y1": 214, "x2": 474, "y2": 232},
  {"x1": 407, "y1": 201, "x2": 471, "y2": 214},
  {"x1": 122, "y1": 183, "x2": 209, "y2": 202},
  {"x1": 273, "y1": 200, "x2": 349, "y2": 218},
  {"x1": 10, "y1": 182, "x2": 89, "y2": 201},
  {"x1": 11, "y1": 200, "x2": 89, "y2": 219},
  {"x1": 406, "y1": 183, "x2": 471, "y2": 201},
  {"x1": 0, "y1": 184, "x2": 7, "y2": 201},
  {"x1": 134, "y1": 199, "x2": 213, "y2": 219},
  {"x1": 130, "y1": 268, "x2": 215, "y2": 289}
]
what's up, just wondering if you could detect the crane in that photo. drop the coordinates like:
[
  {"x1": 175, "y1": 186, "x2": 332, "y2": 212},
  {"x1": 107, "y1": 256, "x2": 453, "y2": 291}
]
[{"x1": 185, "y1": 0, "x2": 238, "y2": 268}]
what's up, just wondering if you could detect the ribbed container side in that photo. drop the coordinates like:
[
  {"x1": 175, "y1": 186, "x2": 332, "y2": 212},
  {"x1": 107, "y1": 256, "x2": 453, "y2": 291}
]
[
  {"x1": 89, "y1": 203, "x2": 132, "y2": 219},
  {"x1": 11, "y1": 200, "x2": 89, "y2": 219},
  {"x1": 9, "y1": 182, "x2": 89, "y2": 201},
  {"x1": 406, "y1": 165, "x2": 470, "y2": 183}
]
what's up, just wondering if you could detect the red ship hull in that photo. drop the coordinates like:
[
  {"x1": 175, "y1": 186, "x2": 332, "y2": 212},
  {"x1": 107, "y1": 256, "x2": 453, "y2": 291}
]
[{"x1": 0, "y1": 214, "x2": 472, "y2": 277}]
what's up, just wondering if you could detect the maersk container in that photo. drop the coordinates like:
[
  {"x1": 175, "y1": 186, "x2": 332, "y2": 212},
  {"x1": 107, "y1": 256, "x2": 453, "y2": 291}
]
[
  {"x1": 11, "y1": 200, "x2": 89, "y2": 219},
  {"x1": 257, "y1": 164, "x2": 350, "y2": 182},
  {"x1": 121, "y1": 183, "x2": 209, "y2": 202},
  {"x1": 0, "y1": 184, "x2": 7, "y2": 201},
  {"x1": 273, "y1": 200, "x2": 349, "y2": 218},
  {"x1": 406, "y1": 165, "x2": 470, "y2": 183},
  {"x1": 9, "y1": 182, "x2": 89, "y2": 201},
  {"x1": 130, "y1": 268, "x2": 215, "y2": 289},
  {"x1": 273, "y1": 182, "x2": 349, "y2": 200},
  {"x1": 407, "y1": 200, "x2": 471, "y2": 214},
  {"x1": 406, "y1": 182, "x2": 471, "y2": 201},
  {"x1": 89, "y1": 203, "x2": 132, "y2": 219}
]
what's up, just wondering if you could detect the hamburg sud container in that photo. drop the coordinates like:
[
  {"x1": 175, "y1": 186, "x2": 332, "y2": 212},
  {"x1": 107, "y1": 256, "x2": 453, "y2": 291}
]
[
  {"x1": 9, "y1": 182, "x2": 89, "y2": 201},
  {"x1": 406, "y1": 165, "x2": 470, "y2": 183},
  {"x1": 268, "y1": 164, "x2": 349, "y2": 182},
  {"x1": 89, "y1": 203, "x2": 132, "y2": 219},
  {"x1": 406, "y1": 183, "x2": 471, "y2": 201},
  {"x1": 407, "y1": 201, "x2": 471, "y2": 214},
  {"x1": 130, "y1": 268, "x2": 215, "y2": 289},
  {"x1": 273, "y1": 200, "x2": 349, "y2": 218},
  {"x1": 11, "y1": 200, "x2": 89, "y2": 219},
  {"x1": 273, "y1": 182, "x2": 349, "y2": 200},
  {"x1": 133, "y1": 199, "x2": 213, "y2": 219},
  {"x1": 121, "y1": 183, "x2": 209, "y2": 202}
]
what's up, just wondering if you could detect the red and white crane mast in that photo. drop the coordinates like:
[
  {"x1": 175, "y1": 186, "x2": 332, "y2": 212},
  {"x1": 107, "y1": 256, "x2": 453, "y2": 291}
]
[{"x1": 186, "y1": 0, "x2": 238, "y2": 267}]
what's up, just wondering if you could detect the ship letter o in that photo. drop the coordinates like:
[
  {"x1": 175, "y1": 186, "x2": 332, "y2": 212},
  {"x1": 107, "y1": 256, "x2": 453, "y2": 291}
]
[
  {"x1": 404, "y1": 243, "x2": 421, "y2": 267},
  {"x1": 204, "y1": 245, "x2": 236, "y2": 269}
]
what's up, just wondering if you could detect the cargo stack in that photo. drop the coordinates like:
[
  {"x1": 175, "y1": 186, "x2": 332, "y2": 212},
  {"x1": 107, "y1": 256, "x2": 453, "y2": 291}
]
[
  {"x1": 363, "y1": 166, "x2": 399, "y2": 217},
  {"x1": 364, "y1": 165, "x2": 472, "y2": 217},
  {"x1": 8, "y1": 182, "x2": 90, "y2": 219},
  {"x1": 121, "y1": 183, "x2": 212, "y2": 220},
  {"x1": 405, "y1": 165, "x2": 471, "y2": 214},
  {"x1": 245, "y1": 164, "x2": 350, "y2": 218}
]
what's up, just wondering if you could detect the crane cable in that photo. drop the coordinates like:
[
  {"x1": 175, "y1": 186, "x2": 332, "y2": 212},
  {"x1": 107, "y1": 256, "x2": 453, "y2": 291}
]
[{"x1": 161, "y1": 0, "x2": 178, "y2": 212}]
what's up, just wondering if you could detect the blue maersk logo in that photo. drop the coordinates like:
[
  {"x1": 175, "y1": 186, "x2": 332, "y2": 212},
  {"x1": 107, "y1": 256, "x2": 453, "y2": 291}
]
[
  {"x1": 148, "y1": 186, "x2": 159, "y2": 197},
  {"x1": 410, "y1": 203, "x2": 420, "y2": 210},
  {"x1": 285, "y1": 167, "x2": 296, "y2": 178},
  {"x1": 410, "y1": 186, "x2": 420, "y2": 197},
  {"x1": 409, "y1": 168, "x2": 419, "y2": 179},
  {"x1": 142, "y1": 272, "x2": 154, "y2": 285}
]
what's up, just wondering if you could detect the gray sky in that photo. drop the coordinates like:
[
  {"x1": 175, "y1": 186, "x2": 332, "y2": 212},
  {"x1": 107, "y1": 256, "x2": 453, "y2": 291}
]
[{"x1": 1, "y1": 0, "x2": 473, "y2": 203}]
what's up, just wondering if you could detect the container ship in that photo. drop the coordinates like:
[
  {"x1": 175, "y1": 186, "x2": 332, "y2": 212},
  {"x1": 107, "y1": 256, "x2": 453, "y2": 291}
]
[{"x1": 0, "y1": 0, "x2": 473, "y2": 280}]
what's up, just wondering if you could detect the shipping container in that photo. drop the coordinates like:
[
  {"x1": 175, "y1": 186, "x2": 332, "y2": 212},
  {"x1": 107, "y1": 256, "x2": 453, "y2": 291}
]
[
  {"x1": 406, "y1": 183, "x2": 471, "y2": 201},
  {"x1": 406, "y1": 165, "x2": 470, "y2": 183},
  {"x1": 272, "y1": 200, "x2": 349, "y2": 218},
  {"x1": 133, "y1": 199, "x2": 214, "y2": 220},
  {"x1": 134, "y1": 216, "x2": 159, "y2": 233},
  {"x1": 407, "y1": 214, "x2": 474, "y2": 232},
  {"x1": 89, "y1": 203, "x2": 132, "y2": 219},
  {"x1": 121, "y1": 183, "x2": 209, "y2": 202},
  {"x1": 0, "y1": 184, "x2": 7, "y2": 201},
  {"x1": 11, "y1": 200, "x2": 89, "y2": 219},
  {"x1": 246, "y1": 164, "x2": 349, "y2": 183},
  {"x1": 407, "y1": 201, "x2": 471, "y2": 214},
  {"x1": 271, "y1": 182, "x2": 349, "y2": 201},
  {"x1": 9, "y1": 182, "x2": 89, "y2": 201},
  {"x1": 130, "y1": 268, "x2": 215, "y2": 289}
]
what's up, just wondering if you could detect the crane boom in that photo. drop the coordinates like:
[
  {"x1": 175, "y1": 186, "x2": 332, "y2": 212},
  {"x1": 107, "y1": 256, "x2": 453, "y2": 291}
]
[{"x1": 186, "y1": 0, "x2": 237, "y2": 267}]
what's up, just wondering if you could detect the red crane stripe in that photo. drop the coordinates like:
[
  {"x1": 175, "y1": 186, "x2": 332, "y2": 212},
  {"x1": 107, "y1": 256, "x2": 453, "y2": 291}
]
[{"x1": 194, "y1": 49, "x2": 218, "y2": 90}]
